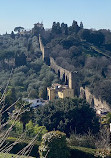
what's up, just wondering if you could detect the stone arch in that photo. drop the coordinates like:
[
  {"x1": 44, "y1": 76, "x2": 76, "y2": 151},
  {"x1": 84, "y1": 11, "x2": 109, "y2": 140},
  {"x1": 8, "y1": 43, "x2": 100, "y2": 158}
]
[
  {"x1": 65, "y1": 75, "x2": 69, "y2": 85},
  {"x1": 62, "y1": 73, "x2": 65, "y2": 82},
  {"x1": 44, "y1": 57, "x2": 50, "y2": 66},
  {"x1": 91, "y1": 98, "x2": 94, "y2": 107},
  {"x1": 58, "y1": 70, "x2": 60, "y2": 78}
]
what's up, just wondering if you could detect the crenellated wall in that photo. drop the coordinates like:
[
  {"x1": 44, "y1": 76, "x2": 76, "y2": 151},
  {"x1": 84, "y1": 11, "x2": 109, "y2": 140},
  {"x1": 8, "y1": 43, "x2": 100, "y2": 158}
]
[{"x1": 80, "y1": 87, "x2": 111, "y2": 113}]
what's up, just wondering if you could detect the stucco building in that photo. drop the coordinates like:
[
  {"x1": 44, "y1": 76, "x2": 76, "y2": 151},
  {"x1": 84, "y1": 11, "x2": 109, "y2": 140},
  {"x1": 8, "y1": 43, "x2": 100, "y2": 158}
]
[{"x1": 47, "y1": 83, "x2": 74, "y2": 101}]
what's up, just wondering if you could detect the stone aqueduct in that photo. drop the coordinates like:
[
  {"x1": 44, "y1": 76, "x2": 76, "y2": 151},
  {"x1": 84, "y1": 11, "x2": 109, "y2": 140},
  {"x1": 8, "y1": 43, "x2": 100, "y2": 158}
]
[{"x1": 39, "y1": 34, "x2": 111, "y2": 112}]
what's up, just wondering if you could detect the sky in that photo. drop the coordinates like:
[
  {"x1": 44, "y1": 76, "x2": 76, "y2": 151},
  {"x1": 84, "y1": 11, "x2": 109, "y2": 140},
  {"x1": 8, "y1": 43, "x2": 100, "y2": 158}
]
[{"x1": 0, "y1": 0, "x2": 111, "y2": 34}]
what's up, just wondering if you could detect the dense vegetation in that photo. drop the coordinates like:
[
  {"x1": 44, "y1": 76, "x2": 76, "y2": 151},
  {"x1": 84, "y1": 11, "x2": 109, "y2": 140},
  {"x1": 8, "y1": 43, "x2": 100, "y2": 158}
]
[
  {"x1": 0, "y1": 33, "x2": 58, "y2": 99},
  {"x1": 35, "y1": 98, "x2": 100, "y2": 136},
  {"x1": 40, "y1": 21, "x2": 111, "y2": 105},
  {"x1": 1, "y1": 20, "x2": 111, "y2": 104},
  {"x1": 39, "y1": 131, "x2": 70, "y2": 158},
  {"x1": 0, "y1": 20, "x2": 111, "y2": 157}
]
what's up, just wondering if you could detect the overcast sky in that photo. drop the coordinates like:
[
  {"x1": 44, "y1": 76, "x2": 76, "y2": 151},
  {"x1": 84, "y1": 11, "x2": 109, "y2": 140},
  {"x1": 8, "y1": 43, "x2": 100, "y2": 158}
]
[{"x1": 0, "y1": 0, "x2": 111, "y2": 34}]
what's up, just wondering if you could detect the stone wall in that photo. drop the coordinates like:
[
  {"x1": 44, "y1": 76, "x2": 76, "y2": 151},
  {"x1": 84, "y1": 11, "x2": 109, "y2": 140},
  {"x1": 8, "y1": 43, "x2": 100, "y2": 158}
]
[
  {"x1": 50, "y1": 57, "x2": 76, "y2": 89},
  {"x1": 39, "y1": 35, "x2": 79, "y2": 94},
  {"x1": 39, "y1": 35, "x2": 111, "y2": 112},
  {"x1": 39, "y1": 35, "x2": 49, "y2": 62},
  {"x1": 80, "y1": 87, "x2": 111, "y2": 113}
]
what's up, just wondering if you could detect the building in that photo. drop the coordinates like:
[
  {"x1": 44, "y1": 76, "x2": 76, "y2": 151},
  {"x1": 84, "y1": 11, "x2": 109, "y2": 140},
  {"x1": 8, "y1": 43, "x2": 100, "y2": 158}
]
[
  {"x1": 34, "y1": 22, "x2": 43, "y2": 28},
  {"x1": 23, "y1": 98, "x2": 46, "y2": 108},
  {"x1": 47, "y1": 83, "x2": 74, "y2": 101}
]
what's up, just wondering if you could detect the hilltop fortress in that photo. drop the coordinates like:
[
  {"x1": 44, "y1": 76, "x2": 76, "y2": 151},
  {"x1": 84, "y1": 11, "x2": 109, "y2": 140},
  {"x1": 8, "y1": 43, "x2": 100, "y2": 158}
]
[{"x1": 39, "y1": 34, "x2": 111, "y2": 114}]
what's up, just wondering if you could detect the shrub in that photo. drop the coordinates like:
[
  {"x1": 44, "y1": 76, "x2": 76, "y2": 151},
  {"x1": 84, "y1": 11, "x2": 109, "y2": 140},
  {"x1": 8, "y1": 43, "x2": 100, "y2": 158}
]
[
  {"x1": 39, "y1": 130, "x2": 70, "y2": 158},
  {"x1": 34, "y1": 125, "x2": 48, "y2": 141},
  {"x1": 8, "y1": 120, "x2": 23, "y2": 135},
  {"x1": 26, "y1": 121, "x2": 48, "y2": 140},
  {"x1": 68, "y1": 133, "x2": 95, "y2": 148}
]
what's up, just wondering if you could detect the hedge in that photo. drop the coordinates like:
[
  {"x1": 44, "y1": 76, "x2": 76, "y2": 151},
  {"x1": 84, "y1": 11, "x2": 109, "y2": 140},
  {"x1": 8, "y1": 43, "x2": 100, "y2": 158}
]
[{"x1": 3, "y1": 137, "x2": 111, "y2": 158}]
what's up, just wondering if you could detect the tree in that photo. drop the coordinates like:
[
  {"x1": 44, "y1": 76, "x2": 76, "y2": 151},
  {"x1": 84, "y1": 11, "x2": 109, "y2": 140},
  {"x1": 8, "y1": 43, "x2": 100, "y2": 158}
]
[
  {"x1": 39, "y1": 131, "x2": 70, "y2": 158},
  {"x1": 26, "y1": 120, "x2": 48, "y2": 140},
  {"x1": 61, "y1": 38, "x2": 74, "y2": 49},
  {"x1": 90, "y1": 31, "x2": 105, "y2": 46},
  {"x1": 52, "y1": 22, "x2": 61, "y2": 34},
  {"x1": 80, "y1": 22, "x2": 83, "y2": 29},
  {"x1": 15, "y1": 52, "x2": 27, "y2": 67},
  {"x1": 34, "y1": 125, "x2": 48, "y2": 141},
  {"x1": 93, "y1": 80, "x2": 111, "y2": 105},
  {"x1": 26, "y1": 120, "x2": 34, "y2": 137},
  {"x1": 69, "y1": 46, "x2": 82, "y2": 57},
  {"x1": 8, "y1": 120, "x2": 23, "y2": 135},
  {"x1": 39, "y1": 87, "x2": 47, "y2": 99},
  {"x1": 14, "y1": 26, "x2": 24, "y2": 33},
  {"x1": 61, "y1": 23, "x2": 68, "y2": 35},
  {"x1": 19, "y1": 106, "x2": 34, "y2": 131},
  {"x1": 10, "y1": 31, "x2": 15, "y2": 39},
  {"x1": 78, "y1": 29, "x2": 91, "y2": 41},
  {"x1": 71, "y1": 20, "x2": 80, "y2": 33},
  {"x1": 1, "y1": 88, "x2": 17, "y2": 124},
  {"x1": 106, "y1": 112, "x2": 111, "y2": 124},
  {"x1": 35, "y1": 98, "x2": 100, "y2": 136}
]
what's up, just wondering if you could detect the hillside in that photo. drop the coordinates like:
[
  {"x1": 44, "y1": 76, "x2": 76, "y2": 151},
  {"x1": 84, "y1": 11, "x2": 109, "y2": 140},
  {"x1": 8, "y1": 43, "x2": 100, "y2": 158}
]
[
  {"x1": 0, "y1": 21, "x2": 111, "y2": 105},
  {"x1": 40, "y1": 21, "x2": 111, "y2": 105},
  {"x1": 0, "y1": 32, "x2": 58, "y2": 99},
  {"x1": 0, "y1": 21, "x2": 111, "y2": 158}
]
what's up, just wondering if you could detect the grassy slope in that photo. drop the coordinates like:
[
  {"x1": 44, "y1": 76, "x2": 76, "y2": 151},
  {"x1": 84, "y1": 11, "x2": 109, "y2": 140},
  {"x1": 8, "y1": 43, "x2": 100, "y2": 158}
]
[
  {"x1": 70, "y1": 146, "x2": 95, "y2": 154},
  {"x1": 0, "y1": 152, "x2": 35, "y2": 158}
]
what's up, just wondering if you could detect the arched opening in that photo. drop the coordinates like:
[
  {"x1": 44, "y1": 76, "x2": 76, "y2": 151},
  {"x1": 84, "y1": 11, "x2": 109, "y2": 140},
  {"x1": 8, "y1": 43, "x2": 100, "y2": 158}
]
[
  {"x1": 66, "y1": 76, "x2": 69, "y2": 85},
  {"x1": 58, "y1": 70, "x2": 60, "y2": 78},
  {"x1": 91, "y1": 98, "x2": 94, "y2": 107},
  {"x1": 44, "y1": 57, "x2": 50, "y2": 66},
  {"x1": 62, "y1": 73, "x2": 65, "y2": 82}
]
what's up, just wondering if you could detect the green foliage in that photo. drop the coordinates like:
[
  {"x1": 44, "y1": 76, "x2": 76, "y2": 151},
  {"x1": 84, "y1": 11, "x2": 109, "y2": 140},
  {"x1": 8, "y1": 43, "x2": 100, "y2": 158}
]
[
  {"x1": 0, "y1": 58, "x2": 58, "y2": 98},
  {"x1": 26, "y1": 120, "x2": 34, "y2": 137},
  {"x1": 19, "y1": 106, "x2": 34, "y2": 130},
  {"x1": 34, "y1": 125, "x2": 48, "y2": 141},
  {"x1": 15, "y1": 52, "x2": 27, "y2": 66},
  {"x1": 0, "y1": 152, "x2": 35, "y2": 158},
  {"x1": 5, "y1": 136, "x2": 102, "y2": 158},
  {"x1": 5, "y1": 87, "x2": 17, "y2": 105},
  {"x1": 93, "y1": 80, "x2": 111, "y2": 105},
  {"x1": 70, "y1": 146, "x2": 96, "y2": 158},
  {"x1": 35, "y1": 98, "x2": 100, "y2": 136},
  {"x1": 26, "y1": 120, "x2": 48, "y2": 140},
  {"x1": 5, "y1": 138, "x2": 39, "y2": 157},
  {"x1": 39, "y1": 131, "x2": 70, "y2": 158},
  {"x1": 14, "y1": 26, "x2": 24, "y2": 32},
  {"x1": 8, "y1": 120, "x2": 23, "y2": 135},
  {"x1": 10, "y1": 31, "x2": 15, "y2": 39},
  {"x1": 68, "y1": 133, "x2": 96, "y2": 148},
  {"x1": 106, "y1": 112, "x2": 111, "y2": 124}
]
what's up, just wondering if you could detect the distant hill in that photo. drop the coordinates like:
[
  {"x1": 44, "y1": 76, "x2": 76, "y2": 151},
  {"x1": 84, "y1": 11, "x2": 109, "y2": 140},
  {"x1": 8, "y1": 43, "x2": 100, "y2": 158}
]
[{"x1": 0, "y1": 21, "x2": 111, "y2": 105}]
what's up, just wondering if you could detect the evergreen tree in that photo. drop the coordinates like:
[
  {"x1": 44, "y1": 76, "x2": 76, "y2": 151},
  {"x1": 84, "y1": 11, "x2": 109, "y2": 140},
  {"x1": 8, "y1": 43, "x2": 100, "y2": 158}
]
[
  {"x1": 80, "y1": 22, "x2": 83, "y2": 29},
  {"x1": 10, "y1": 31, "x2": 15, "y2": 39}
]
